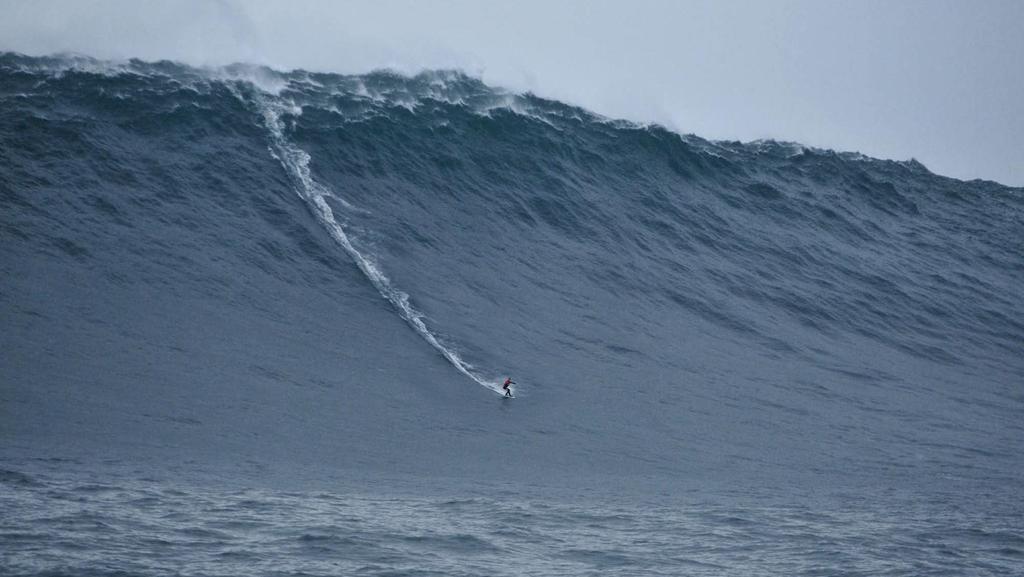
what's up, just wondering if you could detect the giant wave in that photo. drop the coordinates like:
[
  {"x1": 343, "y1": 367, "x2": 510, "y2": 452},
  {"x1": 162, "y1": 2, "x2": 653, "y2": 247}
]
[{"x1": 1, "y1": 53, "x2": 1022, "y2": 491}]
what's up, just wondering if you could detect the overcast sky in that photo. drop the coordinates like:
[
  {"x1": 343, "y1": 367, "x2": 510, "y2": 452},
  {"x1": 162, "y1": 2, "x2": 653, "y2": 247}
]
[{"x1": 3, "y1": 0, "x2": 1022, "y2": 185}]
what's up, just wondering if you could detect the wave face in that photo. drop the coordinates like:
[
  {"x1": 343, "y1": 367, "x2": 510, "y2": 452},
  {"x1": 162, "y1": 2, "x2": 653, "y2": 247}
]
[{"x1": 1, "y1": 53, "x2": 1022, "y2": 491}]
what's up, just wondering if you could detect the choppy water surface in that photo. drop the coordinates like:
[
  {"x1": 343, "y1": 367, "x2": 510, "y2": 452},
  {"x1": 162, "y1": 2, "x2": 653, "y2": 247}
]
[{"x1": 2, "y1": 464, "x2": 1022, "y2": 576}]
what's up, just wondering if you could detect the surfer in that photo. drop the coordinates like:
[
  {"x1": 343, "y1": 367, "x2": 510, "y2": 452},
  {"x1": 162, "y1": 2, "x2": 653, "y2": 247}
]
[{"x1": 502, "y1": 377, "x2": 515, "y2": 398}]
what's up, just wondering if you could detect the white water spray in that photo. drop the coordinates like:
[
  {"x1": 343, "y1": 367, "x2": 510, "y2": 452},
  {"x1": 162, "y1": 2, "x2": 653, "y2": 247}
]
[{"x1": 250, "y1": 93, "x2": 502, "y2": 395}]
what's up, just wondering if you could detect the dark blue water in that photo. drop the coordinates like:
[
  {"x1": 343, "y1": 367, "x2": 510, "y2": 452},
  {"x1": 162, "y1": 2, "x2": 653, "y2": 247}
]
[{"x1": 1, "y1": 53, "x2": 1022, "y2": 575}]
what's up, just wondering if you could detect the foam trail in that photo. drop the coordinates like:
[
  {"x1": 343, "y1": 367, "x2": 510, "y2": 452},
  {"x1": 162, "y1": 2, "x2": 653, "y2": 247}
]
[{"x1": 250, "y1": 93, "x2": 502, "y2": 395}]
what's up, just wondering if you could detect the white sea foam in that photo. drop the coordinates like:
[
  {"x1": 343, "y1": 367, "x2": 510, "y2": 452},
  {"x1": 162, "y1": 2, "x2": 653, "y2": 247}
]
[
  {"x1": 210, "y1": 65, "x2": 288, "y2": 96},
  {"x1": 249, "y1": 91, "x2": 502, "y2": 395}
]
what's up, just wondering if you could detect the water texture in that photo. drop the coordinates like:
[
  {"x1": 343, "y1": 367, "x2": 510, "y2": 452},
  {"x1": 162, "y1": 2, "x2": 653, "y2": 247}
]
[
  {"x1": 2, "y1": 465, "x2": 1022, "y2": 577},
  {"x1": 1, "y1": 53, "x2": 1022, "y2": 575}
]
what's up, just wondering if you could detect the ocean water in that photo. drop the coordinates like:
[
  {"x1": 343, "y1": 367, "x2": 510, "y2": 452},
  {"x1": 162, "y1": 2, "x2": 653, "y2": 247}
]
[
  {"x1": 1, "y1": 53, "x2": 1022, "y2": 575},
  {"x1": 4, "y1": 461, "x2": 1023, "y2": 576}
]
